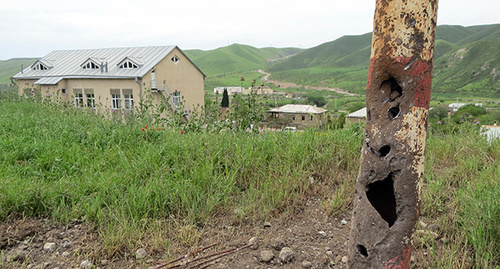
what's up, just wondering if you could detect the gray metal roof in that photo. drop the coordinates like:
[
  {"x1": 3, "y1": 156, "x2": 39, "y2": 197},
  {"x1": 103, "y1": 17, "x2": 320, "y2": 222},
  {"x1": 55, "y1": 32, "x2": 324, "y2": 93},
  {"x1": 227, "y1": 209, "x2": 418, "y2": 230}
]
[
  {"x1": 34, "y1": 77, "x2": 64, "y2": 85},
  {"x1": 268, "y1": 104, "x2": 328, "y2": 114},
  {"x1": 347, "y1": 107, "x2": 367, "y2": 118},
  {"x1": 12, "y1": 46, "x2": 186, "y2": 81}
]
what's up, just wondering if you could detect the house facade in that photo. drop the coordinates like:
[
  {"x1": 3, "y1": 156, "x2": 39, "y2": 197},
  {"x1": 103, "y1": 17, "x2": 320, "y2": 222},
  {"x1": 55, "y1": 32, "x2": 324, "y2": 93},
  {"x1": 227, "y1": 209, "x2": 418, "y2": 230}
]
[
  {"x1": 266, "y1": 104, "x2": 328, "y2": 129},
  {"x1": 12, "y1": 46, "x2": 205, "y2": 116}
]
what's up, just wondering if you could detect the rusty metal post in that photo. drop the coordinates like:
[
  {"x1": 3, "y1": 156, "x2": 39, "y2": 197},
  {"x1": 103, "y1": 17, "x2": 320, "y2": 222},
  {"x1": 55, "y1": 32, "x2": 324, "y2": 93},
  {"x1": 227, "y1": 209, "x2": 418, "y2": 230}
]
[{"x1": 347, "y1": 0, "x2": 438, "y2": 268}]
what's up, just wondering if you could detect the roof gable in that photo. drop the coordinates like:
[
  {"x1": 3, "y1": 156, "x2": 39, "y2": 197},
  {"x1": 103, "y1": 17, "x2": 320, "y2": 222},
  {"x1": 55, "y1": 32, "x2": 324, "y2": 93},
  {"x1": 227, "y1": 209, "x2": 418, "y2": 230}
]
[{"x1": 268, "y1": 104, "x2": 328, "y2": 114}]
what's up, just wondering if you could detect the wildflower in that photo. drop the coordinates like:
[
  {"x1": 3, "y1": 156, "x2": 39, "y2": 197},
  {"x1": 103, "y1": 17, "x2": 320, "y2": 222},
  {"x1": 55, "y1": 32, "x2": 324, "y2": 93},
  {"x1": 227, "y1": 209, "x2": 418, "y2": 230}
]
[
  {"x1": 180, "y1": 130, "x2": 184, "y2": 134},
  {"x1": 145, "y1": 125, "x2": 148, "y2": 128},
  {"x1": 158, "y1": 127, "x2": 161, "y2": 130},
  {"x1": 437, "y1": 121, "x2": 442, "y2": 124},
  {"x1": 141, "y1": 128, "x2": 145, "y2": 131},
  {"x1": 476, "y1": 121, "x2": 480, "y2": 124}
]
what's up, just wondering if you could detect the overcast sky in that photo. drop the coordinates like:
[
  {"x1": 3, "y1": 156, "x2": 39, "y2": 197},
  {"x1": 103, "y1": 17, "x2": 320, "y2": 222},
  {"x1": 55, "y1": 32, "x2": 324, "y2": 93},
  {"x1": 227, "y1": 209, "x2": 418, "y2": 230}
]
[{"x1": 0, "y1": 0, "x2": 498, "y2": 60}]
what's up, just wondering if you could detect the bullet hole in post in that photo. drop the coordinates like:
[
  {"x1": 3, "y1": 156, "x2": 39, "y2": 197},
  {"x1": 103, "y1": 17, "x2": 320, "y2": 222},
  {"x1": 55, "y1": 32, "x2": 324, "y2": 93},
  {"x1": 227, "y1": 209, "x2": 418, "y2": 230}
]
[
  {"x1": 388, "y1": 104, "x2": 401, "y2": 120},
  {"x1": 367, "y1": 109, "x2": 371, "y2": 121},
  {"x1": 380, "y1": 77, "x2": 403, "y2": 102},
  {"x1": 366, "y1": 173, "x2": 397, "y2": 227},
  {"x1": 379, "y1": 145, "x2": 391, "y2": 157},
  {"x1": 357, "y1": 244, "x2": 368, "y2": 257}
]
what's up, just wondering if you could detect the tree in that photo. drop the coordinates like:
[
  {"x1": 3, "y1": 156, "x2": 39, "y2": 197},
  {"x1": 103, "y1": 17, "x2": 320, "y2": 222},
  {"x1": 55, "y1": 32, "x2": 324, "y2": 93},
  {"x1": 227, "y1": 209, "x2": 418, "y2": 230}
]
[
  {"x1": 306, "y1": 93, "x2": 326, "y2": 107},
  {"x1": 221, "y1": 88, "x2": 229, "y2": 108}
]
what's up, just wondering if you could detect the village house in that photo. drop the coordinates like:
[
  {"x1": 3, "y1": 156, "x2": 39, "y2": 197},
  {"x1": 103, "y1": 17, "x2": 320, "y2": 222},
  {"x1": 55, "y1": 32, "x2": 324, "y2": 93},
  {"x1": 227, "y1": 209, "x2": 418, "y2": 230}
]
[
  {"x1": 448, "y1": 102, "x2": 483, "y2": 113},
  {"x1": 266, "y1": 104, "x2": 328, "y2": 129},
  {"x1": 11, "y1": 46, "x2": 205, "y2": 117},
  {"x1": 346, "y1": 107, "x2": 367, "y2": 122}
]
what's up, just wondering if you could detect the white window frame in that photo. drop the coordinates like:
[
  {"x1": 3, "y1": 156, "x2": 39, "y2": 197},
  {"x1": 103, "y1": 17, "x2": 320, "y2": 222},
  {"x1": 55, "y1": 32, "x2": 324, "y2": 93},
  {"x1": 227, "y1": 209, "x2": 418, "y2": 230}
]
[
  {"x1": 124, "y1": 93, "x2": 134, "y2": 110},
  {"x1": 172, "y1": 91, "x2": 182, "y2": 107},
  {"x1": 74, "y1": 93, "x2": 84, "y2": 108},
  {"x1": 171, "y1": 55, "x2": 180, "y2": 64},
  {"x1": 111, "y1": 93, "x2": 121, "y2": 109},
  {"x1": 118, "y1": 60, "x2": 138, "y2": 69},
  {"x1": 86, "y1": 93, "x2": 95, "y2": 108},
  {"x1": 81, "y1": 60, "x2": 100, "y2": 70},
  {"x1": 32, "y1": 63, "x2": 48, "y2": 70}
]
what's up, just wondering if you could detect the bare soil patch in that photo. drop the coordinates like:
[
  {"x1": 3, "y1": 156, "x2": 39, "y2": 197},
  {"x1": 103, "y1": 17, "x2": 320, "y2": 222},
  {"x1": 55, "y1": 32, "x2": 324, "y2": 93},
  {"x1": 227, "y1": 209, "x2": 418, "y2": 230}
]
[{"x1": 1, "y1": 197, "x2": 352, "y2": 269}]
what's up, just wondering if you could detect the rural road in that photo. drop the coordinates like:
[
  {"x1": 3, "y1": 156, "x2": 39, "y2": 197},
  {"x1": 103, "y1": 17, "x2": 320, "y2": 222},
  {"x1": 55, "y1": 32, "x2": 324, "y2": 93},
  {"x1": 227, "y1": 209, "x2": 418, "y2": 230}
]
[{"x1": 257, "y1": 69, "x2": 358, "y2": 96}]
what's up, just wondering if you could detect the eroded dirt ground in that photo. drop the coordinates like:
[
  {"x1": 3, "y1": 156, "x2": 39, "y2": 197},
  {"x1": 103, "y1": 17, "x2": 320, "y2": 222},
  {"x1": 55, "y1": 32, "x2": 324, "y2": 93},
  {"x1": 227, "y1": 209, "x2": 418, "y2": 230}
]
[{"x1": 1, "y1": 196, "x2": 353, "y2": 269}]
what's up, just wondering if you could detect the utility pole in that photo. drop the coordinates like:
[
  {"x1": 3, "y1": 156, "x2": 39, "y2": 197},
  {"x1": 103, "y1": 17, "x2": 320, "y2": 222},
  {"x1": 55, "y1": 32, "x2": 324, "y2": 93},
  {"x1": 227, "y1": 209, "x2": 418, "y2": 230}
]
[{"x1": 347, "y1": 0, "x2": 438, "y2": 268}]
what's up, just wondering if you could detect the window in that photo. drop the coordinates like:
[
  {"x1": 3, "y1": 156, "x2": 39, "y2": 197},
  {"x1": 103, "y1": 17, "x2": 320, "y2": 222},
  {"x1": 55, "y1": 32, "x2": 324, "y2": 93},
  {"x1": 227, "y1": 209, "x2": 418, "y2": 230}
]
[
  {"x1": 32, "y1": 63, "x2": 48, "y2": 70},
  {"x1": 81, "y1": 60, "x2": 100, "y2": 70},
  {"x1": 123, "y1": 89, "x2": 134, "y2": 110},
  {"x1": 85, "y1": 89, "x2": 95, "y2": 108},
  {"x1": 171, "y1": 55, "x2": 180, "y2": 64},
  {"x1": 292, "y1": 115, "x2": 296, "y2": 121},
  {"x1": 310, "y1": 115, "x2": 313, "y2": 121},
  {"x1": 61, "y1": 88, "x2": 67, "y2": 95},
  {"x1": 302, "y1": 115, "x2": 306, "y2": 121},
  {"x1": 118, "y1": 60, "x2": 138, "y2": 69},
  {"x1": 74, "y1": 93, "x2": 84, "y2": 108},
  {"x1": 172, "y1": 91, "x2": 182, "y2": 107},
  {"x1": 111, "y1": 94, "x2": 121, "y2": 109}
]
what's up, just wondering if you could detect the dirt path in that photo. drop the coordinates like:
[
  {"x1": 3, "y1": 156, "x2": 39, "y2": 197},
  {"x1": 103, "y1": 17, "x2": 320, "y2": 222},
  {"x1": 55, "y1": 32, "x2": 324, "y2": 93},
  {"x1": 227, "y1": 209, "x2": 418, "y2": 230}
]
[{"x1": 257, "y1": 70, "x2": 358, "y2": 97}]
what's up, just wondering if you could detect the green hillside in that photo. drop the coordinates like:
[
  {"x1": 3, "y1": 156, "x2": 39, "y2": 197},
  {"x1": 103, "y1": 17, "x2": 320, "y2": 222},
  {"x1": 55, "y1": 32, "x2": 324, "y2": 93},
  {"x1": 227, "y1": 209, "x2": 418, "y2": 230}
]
[
  {"x1": 267, "y1": 24, "x2": 500, "y2": 96},
  {"x1": 0, "y1": 58, "x2": 38, "y2": 84},
  {"x1": 185, "y1": 44, "x2": 301, "y2": 76}
]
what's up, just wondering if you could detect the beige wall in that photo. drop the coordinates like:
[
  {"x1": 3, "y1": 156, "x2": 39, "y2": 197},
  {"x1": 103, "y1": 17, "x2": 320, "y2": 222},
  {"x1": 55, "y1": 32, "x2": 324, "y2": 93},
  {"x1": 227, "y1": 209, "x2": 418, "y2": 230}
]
[
  {"x1": 15, "y1": 47, "x2": 205, "y2": 117},
  {"x1": 269, "y1": 112, "x2": 326, "y2": 128},
  {"x1": 142, "y1": 47, "x2": 205, "y2": 111}
]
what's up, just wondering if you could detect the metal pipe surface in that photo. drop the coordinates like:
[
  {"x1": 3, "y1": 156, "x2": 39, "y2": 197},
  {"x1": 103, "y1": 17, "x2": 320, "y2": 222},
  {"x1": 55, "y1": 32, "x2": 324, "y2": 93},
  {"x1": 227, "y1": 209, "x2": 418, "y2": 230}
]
[{"x1": 348, "y1": 0, "x2": 438, "y2": 268}]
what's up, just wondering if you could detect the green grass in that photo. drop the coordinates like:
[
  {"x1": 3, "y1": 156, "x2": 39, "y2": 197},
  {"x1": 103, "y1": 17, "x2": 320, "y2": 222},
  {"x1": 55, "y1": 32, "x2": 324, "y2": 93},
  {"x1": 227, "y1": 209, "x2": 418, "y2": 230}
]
[{"x1": 0, "y1": 95, "x2": 498, "y2": 267}]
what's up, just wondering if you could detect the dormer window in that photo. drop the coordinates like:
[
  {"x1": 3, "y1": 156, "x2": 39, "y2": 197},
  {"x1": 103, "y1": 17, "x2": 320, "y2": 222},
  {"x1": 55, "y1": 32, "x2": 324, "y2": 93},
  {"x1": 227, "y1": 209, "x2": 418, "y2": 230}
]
[
  {"x1": 32, "y1": 61, "x2": 51, "y2": 71},
  {"x1": 119, "y1": 60, "x2": 138, "y2": 69},
  {"x1": 118, "y1": 57, "x2": 141, "y2": 69},
  {"x1": 171, "y1": 55, "x2": 180, "y2": 64},
  {"x1": 81, "y1": 59, "x2": 100, "y2": 70}
]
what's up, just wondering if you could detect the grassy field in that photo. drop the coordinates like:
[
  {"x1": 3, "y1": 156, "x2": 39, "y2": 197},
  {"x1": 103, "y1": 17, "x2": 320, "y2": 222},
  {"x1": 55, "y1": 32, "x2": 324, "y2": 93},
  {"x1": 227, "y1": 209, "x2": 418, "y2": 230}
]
[{"x1": 0, "y1": 92, "x2": 498, "y2": 267}]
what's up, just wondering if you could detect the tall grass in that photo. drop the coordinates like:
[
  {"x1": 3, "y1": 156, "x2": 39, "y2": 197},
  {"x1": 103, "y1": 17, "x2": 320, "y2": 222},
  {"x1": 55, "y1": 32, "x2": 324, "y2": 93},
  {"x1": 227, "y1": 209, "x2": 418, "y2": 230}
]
[{"x1": 0, "y1": 94, "x2": 498, "y2": 267}]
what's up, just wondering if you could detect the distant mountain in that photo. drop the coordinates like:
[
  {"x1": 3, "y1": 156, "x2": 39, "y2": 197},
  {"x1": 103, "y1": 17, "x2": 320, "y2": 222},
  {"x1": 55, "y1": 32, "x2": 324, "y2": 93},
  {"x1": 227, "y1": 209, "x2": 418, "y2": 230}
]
[
  {"x1": 267, "y1": 24, "x2": 500, "y2": 96},
  {"x1": 0, "y1": 58, "x2": 38, "y2": 84},
  {"x1": 185, "y1": 44, "x2": 301, "y2": 76}
]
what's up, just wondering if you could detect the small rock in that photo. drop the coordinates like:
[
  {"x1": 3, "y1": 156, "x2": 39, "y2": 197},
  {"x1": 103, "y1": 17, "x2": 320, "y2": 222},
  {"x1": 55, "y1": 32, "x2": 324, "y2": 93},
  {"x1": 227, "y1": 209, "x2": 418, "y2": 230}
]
[
  {"x1": 80, "y1": 260, "x2": 93, "y2": 268},
  {"x1": 62, "y1": 251, "x2": 70, "y2": 257},
  {"x1": 416, "y1": 229, "x2": 439, "y2": 240},
  {"x1": 427, "y1": 223, "x2": 439, "y2": 233},
  {"x1": 341, "y1": 219, "x2": 348, "y2": 225},
  {"x1": 100, "y1": 260, "x2": 109, "y2": 266},
  {"x1": 136, "y1": 248, "x2": 148, "y2": 260},
  {"x1": 341, "y1": 256, "x2": 348, "y2": 263},
  {"x1": 271, "y1": 237, "x2": 286, "y2": 251},
  {"x1": 326, "y1": 250, "x2": 333, "y2": 256},
  {"x1": 249, "y1": 237, "x2": 259, "y2": 250},
  {"x1": 62, "y1": 241, "x2": 73, "y2": 248},
  {"x1": 260, "y1": 250, "x2": 274, "y2": 263},
  {"x1": 43, "y1": 262, "x2": 51, "y2": 268},
  {"x1": 279, "y1": 247, "x2": 294, "y2": 263},
  {"x1": 302, "y1": 260, "x2": 313, "y2": 268},
  {"x1": 43, "y1": 242, "x2": 56, "y2": 252},
  {"x1": 263, "y1": 221, "x2": 272, "y2": 228},
  {"x1": 419, "y1": 220, "x2": 428, "y2": 229}
]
